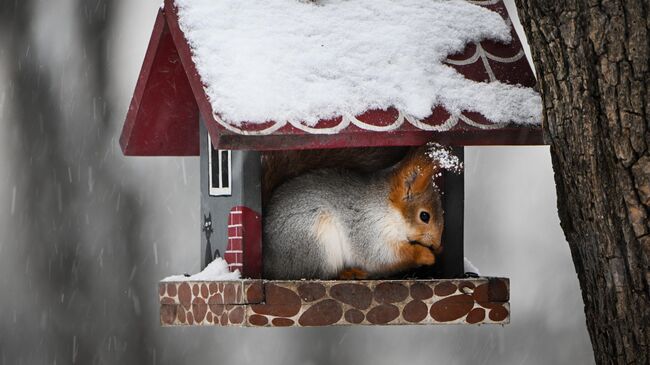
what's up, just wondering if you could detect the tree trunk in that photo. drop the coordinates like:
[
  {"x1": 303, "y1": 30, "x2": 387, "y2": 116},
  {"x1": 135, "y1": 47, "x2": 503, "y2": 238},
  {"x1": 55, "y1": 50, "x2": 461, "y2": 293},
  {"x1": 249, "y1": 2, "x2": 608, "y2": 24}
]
[{"x1": 516, "y1": 1, "x2": 649, "y2": 364}]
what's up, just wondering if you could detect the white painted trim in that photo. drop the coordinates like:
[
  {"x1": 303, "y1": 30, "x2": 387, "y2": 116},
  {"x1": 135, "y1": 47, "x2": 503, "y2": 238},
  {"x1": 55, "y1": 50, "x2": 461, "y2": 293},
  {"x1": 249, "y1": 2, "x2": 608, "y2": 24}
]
[
  {"x1": 405, "y1": 113, "x2": 459, "y2": 131},
  {"x1": 445, "y1": 42, "x2": 525, "y2": 83},
  {"x1": 459, "y1": 114, "x2": 506, "y2": 130},
  {"x1": 207, "y1": 134, "x2": 232, "y2": 196},
  {"x1": 210, "y1": 105, "x2": 493, "y2": 136}
]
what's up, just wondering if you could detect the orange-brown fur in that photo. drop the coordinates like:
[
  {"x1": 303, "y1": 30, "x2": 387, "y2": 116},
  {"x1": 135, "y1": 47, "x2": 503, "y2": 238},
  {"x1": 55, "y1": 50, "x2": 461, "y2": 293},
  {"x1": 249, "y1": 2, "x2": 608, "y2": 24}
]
[
  {"x1": 338, "y1": 268, "x2": 369, "y2": 280},
  {"x1": 386, "y1": 242, "x2": 437, "y2": 273},
  {"x1": 387, "y1": 147, "x2": 444, "y2": 271},
  {"x1": 388, "y1": 147, "x2": 440, "y2": 207}
]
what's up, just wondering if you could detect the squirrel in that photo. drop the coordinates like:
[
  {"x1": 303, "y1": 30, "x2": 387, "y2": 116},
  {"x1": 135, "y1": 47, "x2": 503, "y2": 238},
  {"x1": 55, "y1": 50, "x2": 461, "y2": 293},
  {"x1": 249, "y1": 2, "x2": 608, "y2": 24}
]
[{"x1": 262, "y1": 146, "x2": 445, "y2": 280}]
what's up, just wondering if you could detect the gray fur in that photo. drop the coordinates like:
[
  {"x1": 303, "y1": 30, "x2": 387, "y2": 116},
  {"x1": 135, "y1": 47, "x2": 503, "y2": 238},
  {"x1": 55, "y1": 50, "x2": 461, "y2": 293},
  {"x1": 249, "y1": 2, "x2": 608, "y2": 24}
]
[{"x1": 263, "y1": 168, "x2": 393, "y2": 280}]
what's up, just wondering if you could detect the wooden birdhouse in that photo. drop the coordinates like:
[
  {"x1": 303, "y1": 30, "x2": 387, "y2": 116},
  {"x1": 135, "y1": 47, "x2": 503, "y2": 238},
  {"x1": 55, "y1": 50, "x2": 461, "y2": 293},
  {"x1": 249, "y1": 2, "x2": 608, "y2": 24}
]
[{"x1": 122, "y1": 0, "x2": 543, "y2": 327}]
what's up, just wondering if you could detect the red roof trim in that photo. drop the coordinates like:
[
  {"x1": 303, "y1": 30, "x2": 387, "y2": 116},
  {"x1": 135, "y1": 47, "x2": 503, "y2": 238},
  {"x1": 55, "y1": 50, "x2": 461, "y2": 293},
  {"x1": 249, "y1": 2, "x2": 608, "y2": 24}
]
[
  {"x1": 120, "y1": 9, "x2": 200, "y2": 156},
  {"x1": 217, "y1": 127, "x2": 543, "y2": 151},
  {"x1": 120, "y1": 10, "x2": 166, "y2": 155},
  {"x1": 163, "y1": 0, "x2": 224, "y2": 150}
]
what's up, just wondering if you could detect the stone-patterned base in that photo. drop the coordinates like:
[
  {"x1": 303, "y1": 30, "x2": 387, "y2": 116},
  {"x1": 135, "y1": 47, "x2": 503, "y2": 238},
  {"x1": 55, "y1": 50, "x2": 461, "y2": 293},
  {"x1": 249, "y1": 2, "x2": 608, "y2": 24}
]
[{"x1": 160, "y1": 278, "x2": 509, "y2": 327}]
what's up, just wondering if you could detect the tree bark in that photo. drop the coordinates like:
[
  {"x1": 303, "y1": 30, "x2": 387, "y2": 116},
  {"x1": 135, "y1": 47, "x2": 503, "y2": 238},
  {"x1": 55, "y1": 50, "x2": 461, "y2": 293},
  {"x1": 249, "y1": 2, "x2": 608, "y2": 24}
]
[{"x1": 516, "y1": 1, "x2": 649, "y2": 364}]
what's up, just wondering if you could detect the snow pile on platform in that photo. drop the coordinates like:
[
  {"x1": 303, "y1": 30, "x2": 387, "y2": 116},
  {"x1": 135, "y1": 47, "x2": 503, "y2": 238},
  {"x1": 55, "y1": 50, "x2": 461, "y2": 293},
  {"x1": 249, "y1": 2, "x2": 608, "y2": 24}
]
[
  {"x1": 175, "y1": 0, "x2": 541, "y2": 126},
  {"x1": 162, "y1": 257, "x2": 241, "y2": 282}
]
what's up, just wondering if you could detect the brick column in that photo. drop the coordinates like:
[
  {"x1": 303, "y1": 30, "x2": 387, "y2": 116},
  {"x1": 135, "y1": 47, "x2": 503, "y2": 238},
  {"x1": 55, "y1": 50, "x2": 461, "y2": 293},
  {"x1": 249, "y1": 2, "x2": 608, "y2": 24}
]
[{"x1": 224, "y1": 206, "x2": 262, "y2": 278}]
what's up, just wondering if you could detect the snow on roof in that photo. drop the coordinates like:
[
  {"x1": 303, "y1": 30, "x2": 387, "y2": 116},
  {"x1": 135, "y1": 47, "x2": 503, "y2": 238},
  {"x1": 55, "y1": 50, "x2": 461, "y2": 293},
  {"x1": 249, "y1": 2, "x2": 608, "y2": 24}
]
[{"x1": 174, "y1": 0, "x2": 541, "y2": 127}]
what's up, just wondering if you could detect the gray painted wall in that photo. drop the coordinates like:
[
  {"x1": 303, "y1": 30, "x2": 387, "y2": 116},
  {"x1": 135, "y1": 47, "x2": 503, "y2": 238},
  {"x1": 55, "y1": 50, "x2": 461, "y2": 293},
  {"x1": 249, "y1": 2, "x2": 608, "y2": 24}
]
[{"x1": 200, "y1": 119, "x2": 262, "y2": 269}]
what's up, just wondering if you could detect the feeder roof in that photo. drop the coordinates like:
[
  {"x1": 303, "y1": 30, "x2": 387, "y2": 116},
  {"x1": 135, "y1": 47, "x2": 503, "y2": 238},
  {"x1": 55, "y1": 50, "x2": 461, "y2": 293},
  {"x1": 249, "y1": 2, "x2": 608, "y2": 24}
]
[{"x1": 120, "y1": 0, "x2": 543, "y2": 155}]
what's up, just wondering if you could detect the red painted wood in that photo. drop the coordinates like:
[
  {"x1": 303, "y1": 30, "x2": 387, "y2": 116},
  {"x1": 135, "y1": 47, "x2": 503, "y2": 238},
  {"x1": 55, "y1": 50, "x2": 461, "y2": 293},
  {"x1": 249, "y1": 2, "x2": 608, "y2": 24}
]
[
  {"x1": 120, "y1": 0, "x2": 544, "y2": 155},
  {"x1": 120, "y1": 9, "x2": 199, "y2": 156},
  {"x1": 216, "y1": 127, "x2": 543, "y2": 151},
  {"x1": 162, "y1": 0, "x2": 226, "y2": 152},
  {"x1": 240, "y1": 206, "x2": 263, "y2": 279},
  {"x1": 224, "y1": 206, "x2": 262, "y2": 279}
]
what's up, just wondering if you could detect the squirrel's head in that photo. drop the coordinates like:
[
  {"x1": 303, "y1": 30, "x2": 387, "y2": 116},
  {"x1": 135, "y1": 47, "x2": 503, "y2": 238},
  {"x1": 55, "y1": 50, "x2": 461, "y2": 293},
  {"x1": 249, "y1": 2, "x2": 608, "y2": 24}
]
[{"x1": 389, "y1": 148, "x2": 444, "y2": 253}]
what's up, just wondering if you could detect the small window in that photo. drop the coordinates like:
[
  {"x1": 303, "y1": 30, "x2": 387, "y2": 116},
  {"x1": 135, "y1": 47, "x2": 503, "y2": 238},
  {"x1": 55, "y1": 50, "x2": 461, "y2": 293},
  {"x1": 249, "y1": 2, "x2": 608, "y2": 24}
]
[{"x1": 208, "y1": 134, "x2": 232, "y2": 196}]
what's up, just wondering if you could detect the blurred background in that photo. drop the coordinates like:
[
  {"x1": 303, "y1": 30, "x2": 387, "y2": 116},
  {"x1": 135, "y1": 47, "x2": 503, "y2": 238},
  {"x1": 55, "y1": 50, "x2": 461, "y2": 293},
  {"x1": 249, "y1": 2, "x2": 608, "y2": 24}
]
[{"x1": 0, "y1": 0, "x2": 595, "y2": 364}]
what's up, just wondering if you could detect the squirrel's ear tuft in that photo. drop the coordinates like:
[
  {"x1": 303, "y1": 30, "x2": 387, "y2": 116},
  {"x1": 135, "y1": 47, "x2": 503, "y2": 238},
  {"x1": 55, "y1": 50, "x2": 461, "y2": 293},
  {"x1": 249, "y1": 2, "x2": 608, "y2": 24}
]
[
  {"x1": 390, "y1": 147, "x2": 438, "y2": 202},
  {"x1": 403, "y1": 169, "x2": 419, "y2": 200}
]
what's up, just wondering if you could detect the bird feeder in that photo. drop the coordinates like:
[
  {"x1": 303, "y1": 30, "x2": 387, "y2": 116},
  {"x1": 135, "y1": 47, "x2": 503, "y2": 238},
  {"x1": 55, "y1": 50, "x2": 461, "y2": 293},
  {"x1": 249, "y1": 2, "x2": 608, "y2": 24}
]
[{"x1": 122, "y1": 0, "x2": 543, "y2": 327}]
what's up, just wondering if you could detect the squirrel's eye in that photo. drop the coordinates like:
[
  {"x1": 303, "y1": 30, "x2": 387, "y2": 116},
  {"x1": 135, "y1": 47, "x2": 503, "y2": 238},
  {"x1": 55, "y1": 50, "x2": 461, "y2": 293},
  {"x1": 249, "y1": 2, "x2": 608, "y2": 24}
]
[{"x1": 419, "y1": 211, "x2": 430, "y2": 223}]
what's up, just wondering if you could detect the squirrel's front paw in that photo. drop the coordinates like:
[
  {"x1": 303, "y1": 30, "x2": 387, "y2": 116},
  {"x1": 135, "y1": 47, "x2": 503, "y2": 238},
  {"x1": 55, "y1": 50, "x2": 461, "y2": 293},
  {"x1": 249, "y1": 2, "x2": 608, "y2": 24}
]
[{"x1": 414, "y1": 245, "x2": 436, "y2": 266}]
